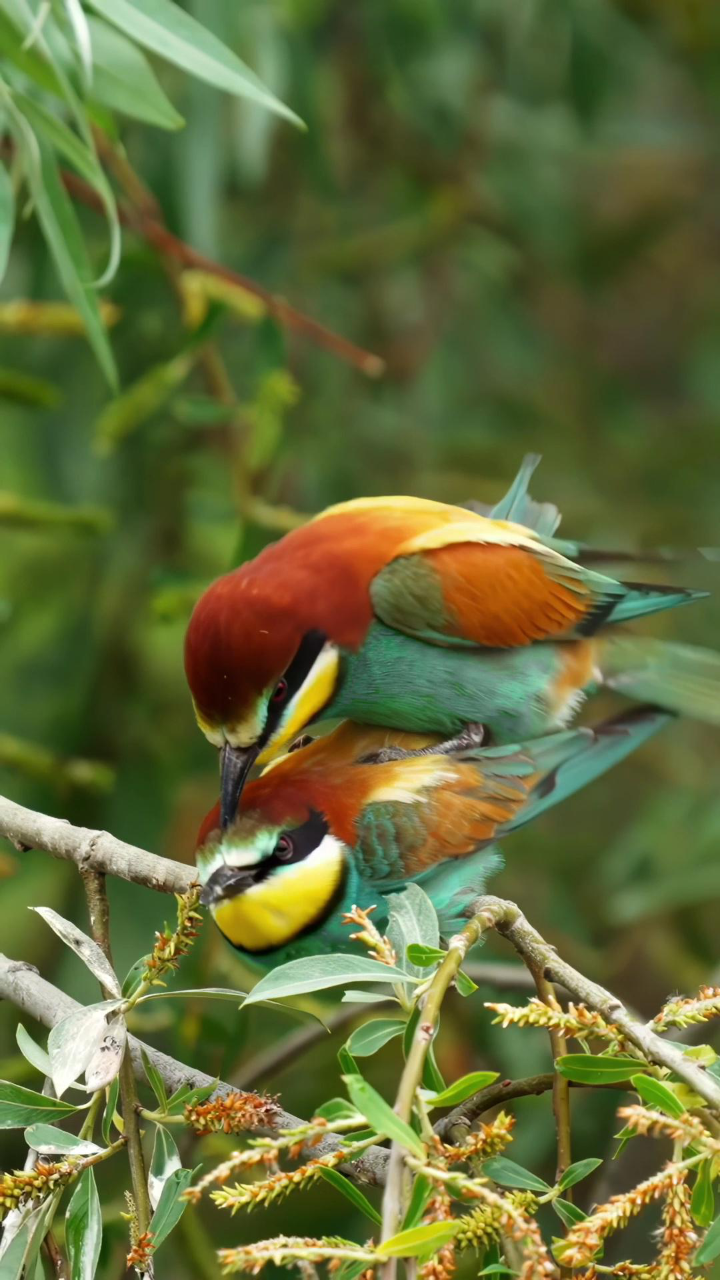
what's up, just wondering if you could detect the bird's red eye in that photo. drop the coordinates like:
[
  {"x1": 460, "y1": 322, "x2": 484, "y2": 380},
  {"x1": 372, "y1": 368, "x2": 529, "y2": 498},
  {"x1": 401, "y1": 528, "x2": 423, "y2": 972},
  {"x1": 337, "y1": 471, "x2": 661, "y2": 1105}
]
[
  {"x1": 276, "y1": 835, "x2": 294, "y2": 861},
  {"x1": 272, "y1": 678, "x2": 289, "y2": 704}
]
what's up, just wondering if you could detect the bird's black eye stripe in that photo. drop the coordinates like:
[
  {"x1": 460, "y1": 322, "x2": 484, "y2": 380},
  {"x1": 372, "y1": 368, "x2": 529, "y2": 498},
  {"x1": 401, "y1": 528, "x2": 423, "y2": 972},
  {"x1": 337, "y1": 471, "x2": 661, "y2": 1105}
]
[
  {"x1": 263, "y1": 629, "x2": 328, "y2": 738},
  {"x1": 269, "y1": 809, "x2": 329, "y2": 870}
]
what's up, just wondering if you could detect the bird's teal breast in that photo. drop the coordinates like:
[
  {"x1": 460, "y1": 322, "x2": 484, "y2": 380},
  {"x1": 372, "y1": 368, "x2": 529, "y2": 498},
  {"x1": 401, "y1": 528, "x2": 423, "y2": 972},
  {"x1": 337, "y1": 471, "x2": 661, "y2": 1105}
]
[{"x1": 328, "y1": 623, "x2": 568, "y2": 742}]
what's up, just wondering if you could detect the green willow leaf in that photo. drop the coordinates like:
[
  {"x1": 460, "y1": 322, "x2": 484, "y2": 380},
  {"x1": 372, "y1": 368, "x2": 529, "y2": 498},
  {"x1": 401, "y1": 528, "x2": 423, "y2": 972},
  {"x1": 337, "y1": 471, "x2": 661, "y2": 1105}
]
[
  {"x1": 142, "y1": 1048, "x2": 168, "y2": 1112},
  {"x1": 148, "y1": 1126, "x2": 182, "y2": 1211},
  {"x1": 376, "y1": 1221, "x2": 459, "y2": 1259},
  {"x1": 556, "y1": 1055, "x2": 641, "y2": 1084},
  {"x1": 695, "y1": 1211, "x2": 720, "y2": 1265},
  {"x1": 480, "y1": 1157, "x2": 551, "y2": 1193},
  {"x1": 243, "y1": 954, "x2": 416, "y2": 1006},
  {"x1": 86, "y1": 0, "x2": 302, "y2": 127},
  {"x1": 101, "y1": 1076, "x2": 119, "y2": 1146},
  {"x1": 553, "y1": 1198, "x2": 588, "y2": 1228},
  {"x1": 13, "y1": 127, "x2": 117, "y2": 388},
  {"x1": 16, "y1": 1024, "x2": 51, "y2": 1078},
  {"x1": 24, "y1": 1125, "x2": 102, "y2": 1157},
  {"x1": 148, "y1": 1167, "x2": 193, "y2": 1249},
  {"x1": 317, "y1": 1168, "x2": 381, "y2": 1226},
  {"x1": 0, "y1": 160, "x2": 14, "y2": 284},
  {"x1": 87, "y1": 17, "x2": 183, "y2": 129},
  {"x1": 423, "y1": 1071, "x2": 499, "y2": 1109},
  {"x1": 692, "y1": 1160, "x2": 715, "y2": 1229},
  {"x1": 0, "y1": 1080, "x2": 82, "y2": 1129},
  {"x1": 557, "y1": 1157, "x2": 603, "y2": 1192},
  {"x1": 402, "y1": 1174, "x2": 434, "y2": 1230},
  {"x1": 630, "y1": 1074, "x2": 685, "y2": 1119},
  {"x1": 343, "y1": 1074, "x2": 425, "y2": 1158},
  {"x1": 65, "y1": 1168, "x2": 102, "y2": 1280},
  {"x1": 346, "y1": 1019, "x2": 406, "y2": 1058}
]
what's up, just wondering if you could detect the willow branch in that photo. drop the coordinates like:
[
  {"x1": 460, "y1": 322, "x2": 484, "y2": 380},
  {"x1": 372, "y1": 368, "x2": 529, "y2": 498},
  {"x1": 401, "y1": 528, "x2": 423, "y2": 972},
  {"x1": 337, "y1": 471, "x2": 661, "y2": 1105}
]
[
  {"x1": 80, "y1": 868, "x2": 152, "y2": 1235},
  {"x1": 0, "y1": 795, "x2": 193, "y2": 894},
  {"x1": 472, "y1": 896, "x2": 720, "y2": 1111},
  {"x1": 58, "y1": 167, "x2": 385, "y2": 378},
  {"x1": 0, "y1": 954, "x2": 388, "y2": 1187},
  {"x1": 380, "y1": 912, "x2": 494, "y2": 1275}
]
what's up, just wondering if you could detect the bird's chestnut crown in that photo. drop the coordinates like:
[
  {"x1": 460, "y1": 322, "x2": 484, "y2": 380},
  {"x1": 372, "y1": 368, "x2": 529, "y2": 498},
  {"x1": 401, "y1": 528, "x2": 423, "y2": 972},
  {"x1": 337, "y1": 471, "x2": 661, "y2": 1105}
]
[{"x1": 184, "y1": 575, "x2": 341, "y2": 761}]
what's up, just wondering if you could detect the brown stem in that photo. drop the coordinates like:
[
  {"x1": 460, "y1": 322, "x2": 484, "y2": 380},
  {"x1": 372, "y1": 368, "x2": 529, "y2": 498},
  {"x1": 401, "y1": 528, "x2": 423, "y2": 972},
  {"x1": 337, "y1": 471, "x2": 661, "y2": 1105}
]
[
  {"x1": 79, "y1": 868, "x2": 153, "y2": 1237},
  {"x1": 530, "y1": 966, "x2": 572, "y2": 1191},
  {"x1": 58, "y1": 167, "x2": 385, "y2": 377},
  {"x1": 43, "y1": 1229, "x2": 68, "y2": 1278}
]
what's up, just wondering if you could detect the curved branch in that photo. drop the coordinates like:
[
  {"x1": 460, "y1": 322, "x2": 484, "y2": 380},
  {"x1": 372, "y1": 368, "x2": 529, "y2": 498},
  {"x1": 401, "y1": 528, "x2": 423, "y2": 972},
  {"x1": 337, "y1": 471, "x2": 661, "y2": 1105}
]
[
  {"x1": 0, "y1": 953, "x2": 389, "y2": 1187},
  {"x1": 473, "y1": 895, "x2": 720, "y2": 1112},
  {"x1": 0, "y1": 795, "x2": 193, "y2": 894}
]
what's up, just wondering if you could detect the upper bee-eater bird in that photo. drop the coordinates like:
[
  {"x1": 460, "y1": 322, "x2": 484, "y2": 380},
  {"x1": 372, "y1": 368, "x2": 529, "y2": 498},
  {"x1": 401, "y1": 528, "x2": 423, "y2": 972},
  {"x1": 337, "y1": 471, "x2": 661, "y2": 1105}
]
[
  {"x1": 196, "y1": 706, "x2": 671, "y2": 966},
  {"x1": 185, "y1": 459, "x2": 719, "y2": 827}
]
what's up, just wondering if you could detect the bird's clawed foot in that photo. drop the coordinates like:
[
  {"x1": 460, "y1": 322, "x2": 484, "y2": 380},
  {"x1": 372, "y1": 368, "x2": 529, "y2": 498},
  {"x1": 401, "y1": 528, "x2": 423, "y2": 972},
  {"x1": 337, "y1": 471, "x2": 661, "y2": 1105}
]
[{"x1": 360, "y1": 722, "x2": 489, "y2": 765}]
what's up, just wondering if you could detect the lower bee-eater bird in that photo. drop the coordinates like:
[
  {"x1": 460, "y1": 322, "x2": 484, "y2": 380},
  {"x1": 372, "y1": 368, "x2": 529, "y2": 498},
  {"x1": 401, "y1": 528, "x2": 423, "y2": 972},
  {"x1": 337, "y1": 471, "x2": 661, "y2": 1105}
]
[
  {"x1": 184, "y1": 462, "x2": 715, "y2": 827},
  {"x1": 196, "y1": 706, "x2": 671, "y2": 966}
]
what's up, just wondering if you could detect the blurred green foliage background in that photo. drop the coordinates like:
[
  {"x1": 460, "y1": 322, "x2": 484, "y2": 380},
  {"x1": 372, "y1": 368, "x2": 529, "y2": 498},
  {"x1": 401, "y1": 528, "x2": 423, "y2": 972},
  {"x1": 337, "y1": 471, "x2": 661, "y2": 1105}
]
[{"x1": 2, "y1": 0, "x2": 720, "y2": 1272}]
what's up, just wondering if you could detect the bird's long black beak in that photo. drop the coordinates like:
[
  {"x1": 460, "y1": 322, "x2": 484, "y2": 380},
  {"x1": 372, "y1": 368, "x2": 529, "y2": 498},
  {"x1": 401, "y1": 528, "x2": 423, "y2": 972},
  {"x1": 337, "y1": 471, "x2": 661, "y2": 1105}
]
[{"x1": 220, "y1": 742, "x2": 260, "y2": 830}]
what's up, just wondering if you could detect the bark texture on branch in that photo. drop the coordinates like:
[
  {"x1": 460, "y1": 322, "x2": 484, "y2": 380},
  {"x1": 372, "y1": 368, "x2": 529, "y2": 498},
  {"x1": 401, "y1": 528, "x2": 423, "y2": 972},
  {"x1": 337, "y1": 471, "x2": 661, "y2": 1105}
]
[
  {"x1": 0, "y1": 954, "x2": 389, "y2": 1186},
  {"x1": 0, "y1": 795, "x2": 193, "y2": 895},
  {"x1": 473, "y1": 895, "x2": 720, "y2": 1111}
]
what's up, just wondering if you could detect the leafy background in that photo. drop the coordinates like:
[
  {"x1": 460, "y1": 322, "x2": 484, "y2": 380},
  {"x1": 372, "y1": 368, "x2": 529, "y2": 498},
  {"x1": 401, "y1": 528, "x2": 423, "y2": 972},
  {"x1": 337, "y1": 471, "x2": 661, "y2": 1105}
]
[{"x1": 1, "y1": 0, "x2": 720, "y2": 1273}]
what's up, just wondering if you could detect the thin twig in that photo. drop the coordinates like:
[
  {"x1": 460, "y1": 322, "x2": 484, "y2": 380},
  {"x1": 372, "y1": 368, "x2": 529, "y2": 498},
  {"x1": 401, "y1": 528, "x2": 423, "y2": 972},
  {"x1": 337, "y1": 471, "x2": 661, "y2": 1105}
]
[
  {"x1": 530, "y1": 966, "x2": 572, "y2": 1192},
  {"x1": 57, "y1": 167, "x2": 385, "y2": 378},
  {"x1": 79, "y1": 868, "x2": 153, "y2": 1238},
  {"x1": 435, "y1": 1073, "x2": 627, "y2": 1143},
  {"x1": 43, "y1": 1230, "x2": 68, "y2": 1278}
]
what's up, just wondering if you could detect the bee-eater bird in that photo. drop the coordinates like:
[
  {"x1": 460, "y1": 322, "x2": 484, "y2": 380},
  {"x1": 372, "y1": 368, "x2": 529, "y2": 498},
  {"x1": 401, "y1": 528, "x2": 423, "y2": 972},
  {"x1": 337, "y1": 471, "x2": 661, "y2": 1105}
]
[
  {"x1": 196, "y1": 706, "x2": 671, "y2": 966},
  {"x1": 185, "y1": 465, "x2": 717, "y2": 827}
]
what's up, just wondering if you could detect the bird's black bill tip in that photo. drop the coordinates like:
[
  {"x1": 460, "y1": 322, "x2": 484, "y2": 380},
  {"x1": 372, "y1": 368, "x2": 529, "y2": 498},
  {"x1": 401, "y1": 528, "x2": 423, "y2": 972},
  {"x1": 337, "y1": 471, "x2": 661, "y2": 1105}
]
[{"x1": 220, "y1": 742, "x2": 259, "y2": 830}]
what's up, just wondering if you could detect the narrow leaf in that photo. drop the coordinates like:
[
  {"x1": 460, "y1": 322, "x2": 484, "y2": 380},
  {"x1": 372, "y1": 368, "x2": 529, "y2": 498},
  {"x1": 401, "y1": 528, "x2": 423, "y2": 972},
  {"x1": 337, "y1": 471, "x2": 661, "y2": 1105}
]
[
  {"x1": 556, "y1": 1055, "x2": 641, "y2": 1084},
  {"x1": 65, "y1": 1168, "x2": 102, "y2": 1280},
  {"x1": 317, "y1": 1168, "x2": 381, "y2": 1226},
  {"x1": 423, "y1": 1071, "x2": 499, "y2": 1109},
  {"x1": 402, "y1": 1175, "x2": 434, "y2": 1230},
  {"x1": 343, "y1": 1074, "x2": 424, "y2": 1158},
  {"x1": 30, "y1": 906, "x2": 121, "y2": 996},
  {"x1": 86, "y1": 0, "x2": 302, "y2": 126},
  {"x1": 696, "y1": 1212, "x2": 720, "y2": 1265},
  {"x1": 0, "y1": 161, "x2": 14, "y2": 284},
  {"x1": 87, "y1": 17, "x2": 183, "y2": 129},
  {"x1": 12, "y1": 132, "x2": 116, "y2": 386},
  {"x1": 405, "y1": 945, "x2": 445, "y2": 969},
  {"x1": 455, "y1": 969, "x2": 479, "y2": 997},
  {"x1": 0, "y1": 1080, "x2": 81, "y2": 1129},
  {"x1": 557, "y1": 1157, "x2": 603, "y2": 1192},
  {"x1": 314, "y1": 1099, "x2": 363, "y2": 1124},
  {"x1": 346, "y1": 1020, "x2": 406, "y2": 1059},
  {"x1": 84, "y1": 1015, "x2": 126, "y2": 1092},
  {"x1": 101, "y1": 1076, "x2": 119, "y2": 1145},
  {"x1": 149, "y1": 1166, "x2": 193, "y2": 1249},
  {"x1": 243, "y1": 955, "x2": 415, "y2": 1006},
  {"x1": 24, "y1": 1125, "x2": 102, "y2": 1157},
  {"x1": 376, "y1": 1221, "x2": 459, "y2": 1259},
  {"x1": 553, "y1": 1198, "x2": 588, "y2": 1228},
  {"x1": 142, "y1": 1048, "x2": 168, "y2": 1111},
  {"x1": 15, "y1": 1025, "x2": 51, "y2": 1078},
  {"x1": 148, "y1": 1126, "x2": 182, "y2": 1211},
  {"x1": 481, "y1": 1157, "x2": 551, "y2": 1193},
  {"x1": 631, "y1": 1074, "x2": 686, "y2": 1119},
  {"x1": 692, "y1": 1161, "x2": 715, "y2": 1229},
  {"x1": 48, "y1": 1001, "x2": 121, "y2": 1097}
]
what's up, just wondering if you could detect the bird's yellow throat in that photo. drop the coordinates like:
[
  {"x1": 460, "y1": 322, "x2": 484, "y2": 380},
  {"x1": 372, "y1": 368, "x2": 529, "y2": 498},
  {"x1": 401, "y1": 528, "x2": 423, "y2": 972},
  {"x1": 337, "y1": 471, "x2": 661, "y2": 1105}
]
[{"x1": 211, "y1": 837, "x2": 345, "y2": 953}]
